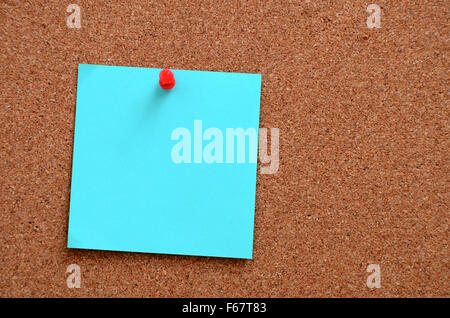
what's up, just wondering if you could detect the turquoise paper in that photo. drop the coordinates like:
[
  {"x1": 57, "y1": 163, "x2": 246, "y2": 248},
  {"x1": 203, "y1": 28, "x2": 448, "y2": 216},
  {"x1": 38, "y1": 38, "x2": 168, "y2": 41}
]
[{"x1": 68, "y1": 64, "x2": 261, "y2": 259}]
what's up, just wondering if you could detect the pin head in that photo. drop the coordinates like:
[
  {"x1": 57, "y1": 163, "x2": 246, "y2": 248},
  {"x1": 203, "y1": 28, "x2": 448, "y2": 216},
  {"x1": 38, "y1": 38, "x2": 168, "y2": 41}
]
[{"x1": 159, "y1": 69, "x2": 175, "y2": 90}]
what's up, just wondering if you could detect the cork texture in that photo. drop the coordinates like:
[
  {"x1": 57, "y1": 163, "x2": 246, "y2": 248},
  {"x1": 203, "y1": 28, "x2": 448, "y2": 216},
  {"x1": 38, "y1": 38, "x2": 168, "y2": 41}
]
[{"x1": 0, "y1": 0, "x2": 448, "y2": 297}]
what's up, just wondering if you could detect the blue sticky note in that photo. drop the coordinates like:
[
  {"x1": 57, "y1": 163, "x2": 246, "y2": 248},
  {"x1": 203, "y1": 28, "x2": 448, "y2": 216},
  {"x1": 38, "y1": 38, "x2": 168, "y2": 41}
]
[{"x1": 68, "y1": 64, "x2": 261, "y2": 259}]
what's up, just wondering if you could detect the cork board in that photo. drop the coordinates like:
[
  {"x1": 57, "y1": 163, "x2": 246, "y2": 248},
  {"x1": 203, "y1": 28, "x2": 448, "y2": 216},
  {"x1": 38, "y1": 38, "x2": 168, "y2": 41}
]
[{"x1": 0, "y1": 0, "x2": 448, "y2": 297}]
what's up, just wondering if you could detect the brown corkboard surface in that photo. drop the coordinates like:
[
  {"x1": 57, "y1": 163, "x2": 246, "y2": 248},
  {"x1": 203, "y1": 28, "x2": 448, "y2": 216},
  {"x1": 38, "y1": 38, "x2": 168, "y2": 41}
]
[{"x1": 0, "y1": 0, "x2": 448, "y2": 297}]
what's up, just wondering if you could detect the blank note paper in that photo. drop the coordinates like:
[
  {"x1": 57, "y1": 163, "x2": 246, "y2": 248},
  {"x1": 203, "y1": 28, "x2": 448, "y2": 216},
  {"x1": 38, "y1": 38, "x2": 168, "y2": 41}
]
[{"x1": 68, "y1": 64, "x2": 261, "y2": 259}]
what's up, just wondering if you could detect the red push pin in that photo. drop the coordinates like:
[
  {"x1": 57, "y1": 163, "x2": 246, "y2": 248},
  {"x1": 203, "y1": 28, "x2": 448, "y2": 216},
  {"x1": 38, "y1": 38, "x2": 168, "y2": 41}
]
[{"x1": 159, "y1": 68, "x2": 175, "y2": 90}]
